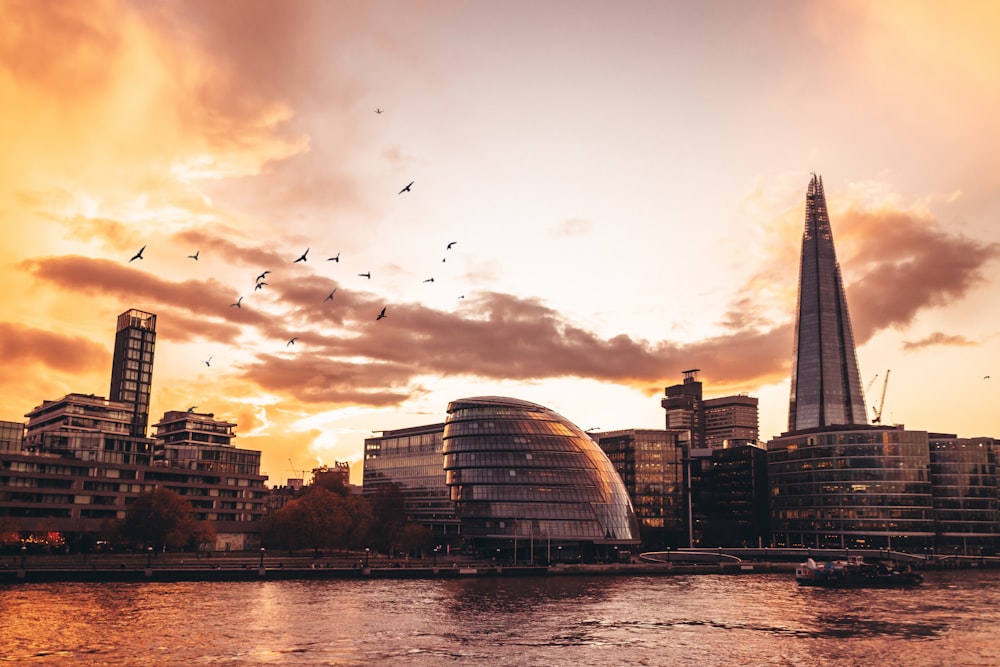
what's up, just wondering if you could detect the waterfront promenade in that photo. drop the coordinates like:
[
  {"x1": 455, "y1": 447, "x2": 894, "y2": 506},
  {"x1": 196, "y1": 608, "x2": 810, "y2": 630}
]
[{"x1": 3, "y1": 548, "x2": 996, "y2": 584}]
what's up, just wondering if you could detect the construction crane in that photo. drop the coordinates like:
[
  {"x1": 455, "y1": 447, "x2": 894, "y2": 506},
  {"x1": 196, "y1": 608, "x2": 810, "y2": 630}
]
[
  {"x1": 865, "y1": 372, "x2": 880, "y2": 397},
  {"x1": 287, "y1": 459, "x2": 308, "y2": 487},
  {"x1": 872, "y1": 369, "x2": 891, "y2": 424}
]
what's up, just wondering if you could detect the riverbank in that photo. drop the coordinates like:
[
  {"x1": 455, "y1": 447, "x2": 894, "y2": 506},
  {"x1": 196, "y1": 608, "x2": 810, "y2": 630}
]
[
  {"x1": 0, "y1": 560, "x2": 798, "y2": 584},
  {"x1": 4, "y1": 549, "x2": 996, "y2": 585}
]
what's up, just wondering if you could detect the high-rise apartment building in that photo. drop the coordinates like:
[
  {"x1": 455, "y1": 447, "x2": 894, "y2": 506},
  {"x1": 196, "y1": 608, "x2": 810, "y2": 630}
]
[
  {"x1": 109, "y1": 309, "x2": 157, "y2": 437},
  {"x1": 787, "y1": 174, "x2": 867, "y2": 432}
]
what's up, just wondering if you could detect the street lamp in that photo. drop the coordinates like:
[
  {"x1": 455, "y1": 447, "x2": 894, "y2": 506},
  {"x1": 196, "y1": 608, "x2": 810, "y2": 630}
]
[
  {"x1": 20, "y1": 545, "x2": 26, "y2": 569},
  {"x1": 364, "y1": 547, "x2": 370, "y2": 567},
  {"x1": 433, "y1": 545, "x2": 440, "y2": 567},
  {"x1": 259, "y1": 547, "x2": 266, "y2": 568},
  {"x1": 147, "y1": 546, "x2": 153, "y2": 568}
]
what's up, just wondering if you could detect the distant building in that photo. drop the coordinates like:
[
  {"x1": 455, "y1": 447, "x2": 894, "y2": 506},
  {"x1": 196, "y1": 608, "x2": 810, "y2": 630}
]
[
  {"x1": 0, "y1": 309, "x2": 268, "y2": 551},
  {"x1": 662, "y1": 370, "x2": 704, "y2": 446},
  {"x1": 443, "y1": 396, "x2": 639, "y2": 562},
  {"x1": 661, "y1": 370, "x2": 759, "y2": 451},
  {"x1": 363, "y1": 423, "x2": 459, "y2": 539},
  {"x1": 313, "y1": 462, "x2": 351, "y2": 490},
  {"x1": 595, "y1": 428, "x2": 687, "y2": 550},
  {"x1": 703, "y1": 395, "x2": 759, "y2": 450},
  {"x1": 109, "y1": 309, "x2": 157, "y2": 438}
]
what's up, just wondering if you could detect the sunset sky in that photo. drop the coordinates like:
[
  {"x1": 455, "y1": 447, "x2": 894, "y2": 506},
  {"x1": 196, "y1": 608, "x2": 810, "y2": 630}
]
[{"x1": 3, "y1": 0, "x2": 999, "y2": 485}]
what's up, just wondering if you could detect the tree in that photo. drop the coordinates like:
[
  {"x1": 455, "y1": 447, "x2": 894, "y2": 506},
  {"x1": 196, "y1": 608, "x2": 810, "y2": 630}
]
[
  {"x1": 117, "y1": 488, "x2": 215, "y2": 551},
  {"x1": 261, "y1": 486, "x2": 372, "y2": 552},
  {"x1": 367, "y1": 483, "x2": 407, "y2": 552}
]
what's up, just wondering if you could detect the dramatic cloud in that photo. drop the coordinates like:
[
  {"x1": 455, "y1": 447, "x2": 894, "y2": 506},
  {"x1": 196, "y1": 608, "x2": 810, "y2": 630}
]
[
  {"x1": 839, "y1": 207, "x2": 1000, "y2": 342},
  {"x1": 902, "y1": 332, "x2": 978, "y2": 352},
  {"x1": 0, "y1": 322, "x2": 109, "y2": 373}
]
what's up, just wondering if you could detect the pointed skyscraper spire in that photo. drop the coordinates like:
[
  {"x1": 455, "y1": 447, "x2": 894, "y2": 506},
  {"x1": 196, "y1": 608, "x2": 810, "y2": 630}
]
[{"x1": 788, "y1": 174, "x2": 867, "y2": 432}]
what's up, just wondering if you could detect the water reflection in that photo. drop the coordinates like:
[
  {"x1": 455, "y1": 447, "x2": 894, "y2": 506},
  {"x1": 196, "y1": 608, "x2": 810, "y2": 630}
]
[{"x1": 1, "y1": 571, "x2": 999, "y2": 665}]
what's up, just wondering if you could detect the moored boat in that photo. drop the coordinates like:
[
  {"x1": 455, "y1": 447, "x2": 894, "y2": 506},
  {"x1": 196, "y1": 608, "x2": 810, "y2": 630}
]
[{"x1": 795, "y1": 555, "x2": 923, "y2": 588}]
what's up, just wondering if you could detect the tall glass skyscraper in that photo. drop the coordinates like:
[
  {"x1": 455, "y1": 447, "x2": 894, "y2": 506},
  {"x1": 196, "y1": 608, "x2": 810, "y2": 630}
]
[{"x1": 788, "y1": 174, "x2": 868, "y2": 432}]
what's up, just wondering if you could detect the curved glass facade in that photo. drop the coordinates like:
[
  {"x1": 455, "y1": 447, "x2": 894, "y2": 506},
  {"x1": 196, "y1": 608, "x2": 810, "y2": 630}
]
[
  {"x1": 769, "y1": 426, "x2": 934, "y2": 550},
  {"x1": 443, "y1": 397, "x2": 639, "y2": 560}
]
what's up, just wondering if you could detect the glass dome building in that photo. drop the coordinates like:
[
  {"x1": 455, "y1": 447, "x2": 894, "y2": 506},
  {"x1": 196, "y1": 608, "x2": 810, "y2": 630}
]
[{"x1": 443, "y1": 396, "x2": 639, "y2": 562}]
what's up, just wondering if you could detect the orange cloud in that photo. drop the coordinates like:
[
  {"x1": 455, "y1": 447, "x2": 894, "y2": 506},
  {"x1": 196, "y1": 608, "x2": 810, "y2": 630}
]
[
  {"x1": 902, "y1": 332, "x2": 978, "y2": 352},
  {"x1": 0, "y1": 321, "x2": 109, "y2": 374}
]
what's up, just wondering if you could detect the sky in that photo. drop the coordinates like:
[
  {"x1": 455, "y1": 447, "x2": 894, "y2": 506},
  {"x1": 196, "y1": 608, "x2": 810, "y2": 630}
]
[{"x1": 2, "y1": 0, "x2": 999, "y2": 485}]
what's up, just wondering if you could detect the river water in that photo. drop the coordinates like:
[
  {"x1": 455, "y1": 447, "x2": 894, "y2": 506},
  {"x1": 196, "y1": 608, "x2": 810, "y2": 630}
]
[{"x1": 2, "y1": 569, "x2": 998, "y2": 666}]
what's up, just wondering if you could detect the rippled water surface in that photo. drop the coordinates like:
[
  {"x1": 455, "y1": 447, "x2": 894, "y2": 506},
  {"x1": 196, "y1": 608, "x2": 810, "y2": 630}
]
[{"x1": 2, "y1": 570, "x2": 999, "y2": 665}]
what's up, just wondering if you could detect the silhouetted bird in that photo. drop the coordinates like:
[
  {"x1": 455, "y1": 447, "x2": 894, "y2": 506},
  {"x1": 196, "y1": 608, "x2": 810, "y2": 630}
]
[
  {"x1": 254, "y1": 282, "x2": 267, "y2": 291},
  {"x1": 375, "y1": 108, "x2": 384, "y2": 114},
  {"x1": 327, "y1": 252, "x2": 340, "y2": 262},
  {"x1": 256, "y1": 270, "x2": 271, "y2": 283},
  {"x1": 987, "y1": 375, "x2": 992, "y2": 380},
  {"x1": 294, "y1": 248, "x2": 309, "y2": 263},
  {"x1": 423, "y1": 277, "x2": 434, "y2": 283},
  {"x1": 287, "y1": 337, "x2": 299, "y2": 346},
  {"x1": 447, "y1": 241, "x2": 457, "y2": 250},
  {"x1": 187, "y1": 406, "x2": 197, "y2": 413},
  {"x1": 458, "y1": 295, "x2": 465, "y2": 299},
  {"x1": 376, "y1": 307, "x2": 387, "y2": 321},
  {"x1": 398, "y1": 181, "x2": 414, "y2": 194},
  {"x1": 129, "y1": 245, "x2": 145, "y2": 262},
  {"x1": 324, "y1": 289, "x2": 337, "y2": 302},
  {"x1": 203, "y1": 356, "x2": 212, "y2": 367},
  {"x1": 230, "y1": 296, "x2": 243, "y2": 308},
  {"x1": 359, "y1": 272, "x2": 371, "y2": 279},
  {"x1": 188, "y1": 250, "x2": 199, "y2": 260}
]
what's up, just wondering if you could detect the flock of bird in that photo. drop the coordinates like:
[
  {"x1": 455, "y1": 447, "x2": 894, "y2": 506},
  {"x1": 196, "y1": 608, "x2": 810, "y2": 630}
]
[{"x1": 127, "y1": 109, "x2": 464, "y2": 363}]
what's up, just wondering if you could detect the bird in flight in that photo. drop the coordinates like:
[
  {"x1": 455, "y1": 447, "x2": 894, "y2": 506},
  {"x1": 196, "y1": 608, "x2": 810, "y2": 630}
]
[
  {"x1": 188, "y1": 250, "x2": 199, "y2": 260},
  {"x1": 986, "y1": 375, "x2": 992, "y2": 380},
  {"x1": 294, "y1": 248, "x2": 309, "y2": 263},
  {"x1": 327, "y1": 252, "x2": 340, "y2": 262},
  {"x1": 203, "y1": 356, "x2": 212, "y2": 367},
  {"x1": 447, "y1": 241, "x2": 458, "y2": 250},
  {"x1": 423, "y1": 277, "x2": 434, "y2": 283},
  {"x1": 458, "y1": 295, "x2": 465, "y2": 299},
  {"x1": 255, "y1": 270, "x2": 271, "y2": 283},
  {"x1": 359, "y1": 272, "x2": 371, "y2": 279},
  {"x1": 129, "y1": 245, "x2": 146, "y2": 262},
  {"x1": 254, "y1": 281, "x2": 267, "y2": 291},
  {"x1": 376, "y1": 307, "x2": 387, "y2": 321},
  {"x1": 230, "y1": 296, "x2": 243, "y2": 308},
  {"x1": 187, "y1": 406, "x2": 197, "y2": 413},
  {"x1": 287, "y1": 337, "x2": 299, "y2": 346},
  {"x1": 398, "y1": 181, "x2": 414, "y2": 194},
  {"x1": 375, "y1": 108, "x2": 384, "y2": 114},
  {"x1": 324, "y1": 289, "x2": 337, "y2": 302}
]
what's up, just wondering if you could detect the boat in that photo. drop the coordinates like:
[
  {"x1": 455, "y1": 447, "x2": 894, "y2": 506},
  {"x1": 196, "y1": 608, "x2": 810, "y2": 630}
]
[{"x1": 795, "y1": 555, "x2": 923, "y2": 588}]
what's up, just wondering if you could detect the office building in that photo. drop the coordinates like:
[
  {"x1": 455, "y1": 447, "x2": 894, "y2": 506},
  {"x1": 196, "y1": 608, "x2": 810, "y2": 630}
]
[
  {"x1": 703, "y1": 395, "x2": 759, "y2": 449},
  {"x1": 363, "y1": 423, "x2": 459, "y2": 539},
  {"x1": 595, "y1": 429, "x2": 686, "y2": 549},
  {"x1": 0, "y1": 420, "x2": 24, "y2": 453},
  {"x1": 928, "y1": 434, "x2": 999, "y2": 554},
  {"x1": 787, "y1": 174, "x2": 867, "y2": 432},
  {"x1": 443, "y1": 396, "x2": 639, "y2": 562},
  {"x1": 689, "y1": 444, "x2": 769, "y2": 547}
]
